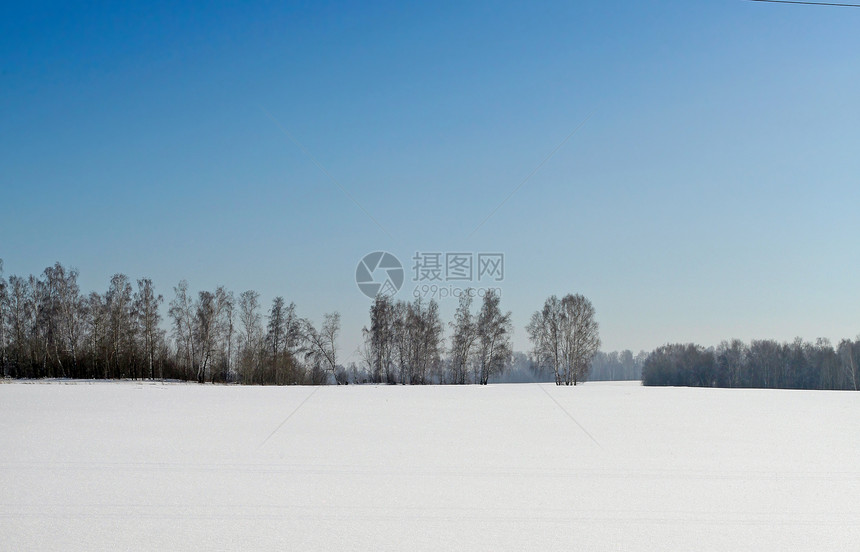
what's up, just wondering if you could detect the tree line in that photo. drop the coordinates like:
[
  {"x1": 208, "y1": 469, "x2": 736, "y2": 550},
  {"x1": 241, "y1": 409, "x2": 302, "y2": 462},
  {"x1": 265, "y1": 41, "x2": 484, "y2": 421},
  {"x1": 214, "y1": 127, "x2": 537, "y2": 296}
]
[
  {"x1": 0, "y1": 260, "x2": 339, "y2": 384},
  {"x1": 5, "y1": 260, "x2": 857, "y2": 390},
  {"x1": 0, "y1": 260, "x2": 608, "y2": 385},
  {"x1": 641, "y1": 338, "x2": 860, "y2": 390}
]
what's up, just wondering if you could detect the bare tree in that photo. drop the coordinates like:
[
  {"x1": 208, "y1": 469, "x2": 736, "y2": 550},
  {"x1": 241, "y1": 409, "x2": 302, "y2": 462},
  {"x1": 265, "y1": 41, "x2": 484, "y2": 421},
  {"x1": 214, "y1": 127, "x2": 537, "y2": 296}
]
[
  {"x1": 392, "y1": 300, "x2": 411, "y2": 384},
  {"x1": 194, "y1": 288, "x2": 232, "y2": 383},
  {"x1": 0, "y1": 259, "x2": 8, "y2": 377},
  {"x1": 474, "y1": 291, "x2": 512, "y2": 385},
  {"x1": 716, "y1": 339, "x2": 746, "y2": 388},
  {"x1": 197, "y1": 291, "x2": 216, "y2": 382},
  {"x1": 168, "y1": 280, "x2": 196, "y2": 381},
  {"x1": 560, "y1": 294, "x2": 600, "y2": 385},
  {"x1": 526, "y1": 295, "x2": 564, "y2": 385},
  {"x1": 26, "y1": 274, "x2": 50, "y2": 377},
  {"x1": 56, "y1": 265, "x2": 84, "y2": 377},
  {"x1": 413, "y1": 299, "x2": 443, "y2": 384},
  {"x1": 267, "y1": 297, "x2": 287, "y2": 361},
  {"x1": 35, "y1": 263, "x2": 84, "y2": 378},
  {"x1": 838, "y1": 338, "x2": 859, "y2": 391},
  {"x1": 237, "y1": 290, "x2": 263, "y2": 383},
  {"x1": 365, "y1": 295, "x2": 396, "y2": 383},
  {"x1": 265, "y1": 297, "x2": 301, "y2": 384},
  {"x1": 134, "y1": 278, "x2": 163, "y2": 380},
  {"x1": 449, "y1": 292, "x2": 477, "y2": 384},
  {"x1": 40, "y1": 264, "x2": 64, "y2": 376},
  {"x1": 301, "y1": 312, "x2": 341, "y2": 384},
  {"x1": 85, "y1": 291, "x2": 107, "y2": 380},
  {"x1": 356, "y1": 332, "x2": 376, "y2": 383},
  {"x1": 104, "y1": 274, "x2": 135, "y2": 378},
  {"x1": 217, "y1": 288, "x2": 235, "y2": 382},
  {"x1": 7, "y1": 275, "x2": 29, "y2": 378}
]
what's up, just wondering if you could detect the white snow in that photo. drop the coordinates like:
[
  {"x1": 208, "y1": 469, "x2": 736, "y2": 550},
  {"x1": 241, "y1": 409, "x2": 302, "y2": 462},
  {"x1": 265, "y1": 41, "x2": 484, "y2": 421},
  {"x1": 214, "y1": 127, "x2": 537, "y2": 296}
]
[{"x1": 2, "y1": 381, "x2": 858, "y2": 551}]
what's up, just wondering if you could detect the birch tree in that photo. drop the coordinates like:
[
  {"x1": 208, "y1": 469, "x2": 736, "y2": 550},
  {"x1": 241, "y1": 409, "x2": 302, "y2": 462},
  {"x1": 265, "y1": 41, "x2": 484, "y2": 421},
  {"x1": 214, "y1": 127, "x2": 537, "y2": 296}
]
[
  {"x1": 134, "y1": 278, "x2": 163, "y2": 380},
  {"x1": 238, "y1": 290, "x2": 263, "y2": 383},
  {"x1": 266, "y1": 297, "x2": 301, "y2": 384},
  {"x1": 0, "y1": 260, "x2": 7, "y2": 377},
  {"x1": 449, "y1": 293, "x2": 477, "y2": 384},
  {"x1": 365, "y1": 295, "x2": 395, "y2": 383},
  {"x1": 838, "y1": 338, "x2": 859, "y2": 391},
  {"x1": 217, "y1": 288, "x2": 235, "y2": 382},
  {"x1": 55, "y1": 264, "x2": 84, "y2": 377},
  {"x1": 474, "y1": 291, "x2": 512, "y2": 385},
  {"x1": 7, "y1": 275, "x2": 29, "y2": 377},
  {"x1": 526, "y1": 295, "x2": 564, "y2": 385},
  {"x1": 168, "y1": 280, "x2": 196, "y2": 381},
  {"x1": 301, "y1": 312, "x2": 340, "y2": 384},
  {"x1": 194, "y1": 288, "x2": 232, "y2": 383},
  {"x1": 85, "y1": 291, "x2": 108, "y2": 379},
  {"x1": 560, "y1": 294, "x2": 600, "y2": 385},
  {"x1": 412, "y1": 299, "x2": 443, "y2": 384}
]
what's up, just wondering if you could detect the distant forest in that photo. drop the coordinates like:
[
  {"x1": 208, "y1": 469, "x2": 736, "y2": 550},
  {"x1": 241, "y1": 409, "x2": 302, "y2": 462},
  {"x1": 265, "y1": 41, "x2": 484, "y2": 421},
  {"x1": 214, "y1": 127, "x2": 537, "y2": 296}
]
[
  {"x1": 642, "y1": 340, "x2": 860, "y2": 391},
  {"x1": 0, "y1": 260, "x2": 856, "y2": 390}
]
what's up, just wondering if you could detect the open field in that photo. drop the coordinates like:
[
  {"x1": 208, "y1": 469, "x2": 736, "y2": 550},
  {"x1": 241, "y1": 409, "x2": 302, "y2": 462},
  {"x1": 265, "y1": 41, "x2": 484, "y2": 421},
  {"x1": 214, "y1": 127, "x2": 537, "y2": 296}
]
[{"x1": 2, "y1": 381, "x2": 858, "y2": 551}]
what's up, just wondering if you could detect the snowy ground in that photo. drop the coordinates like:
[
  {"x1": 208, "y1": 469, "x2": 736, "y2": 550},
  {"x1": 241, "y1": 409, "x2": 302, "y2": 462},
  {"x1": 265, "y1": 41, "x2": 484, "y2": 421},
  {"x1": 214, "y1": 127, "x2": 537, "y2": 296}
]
[{"x1": 1, "y1": 381, "x2": 858, "y2": 551}]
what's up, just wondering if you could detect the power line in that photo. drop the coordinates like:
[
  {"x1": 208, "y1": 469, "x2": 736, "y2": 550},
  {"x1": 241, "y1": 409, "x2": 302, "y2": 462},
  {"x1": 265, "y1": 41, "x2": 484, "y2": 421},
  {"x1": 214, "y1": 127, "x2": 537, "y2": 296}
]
[{"x1": 747, "y1": 0, "x2": 860, "y2": 7}]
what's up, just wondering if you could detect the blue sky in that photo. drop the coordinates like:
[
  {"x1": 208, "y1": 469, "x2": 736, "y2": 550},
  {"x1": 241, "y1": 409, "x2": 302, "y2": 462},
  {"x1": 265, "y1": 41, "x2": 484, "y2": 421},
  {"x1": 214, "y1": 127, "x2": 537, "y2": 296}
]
[{"x1": 2, "y1": 1, "x2": 859, "y2": 361}]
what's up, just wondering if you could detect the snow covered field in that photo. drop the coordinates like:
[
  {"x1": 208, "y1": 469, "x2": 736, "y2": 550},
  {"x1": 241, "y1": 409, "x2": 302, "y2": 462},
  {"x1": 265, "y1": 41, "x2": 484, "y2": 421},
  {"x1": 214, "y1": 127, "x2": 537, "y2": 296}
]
[{"x1": 2, "y1": 381, "x2": 858, "y2": 551}]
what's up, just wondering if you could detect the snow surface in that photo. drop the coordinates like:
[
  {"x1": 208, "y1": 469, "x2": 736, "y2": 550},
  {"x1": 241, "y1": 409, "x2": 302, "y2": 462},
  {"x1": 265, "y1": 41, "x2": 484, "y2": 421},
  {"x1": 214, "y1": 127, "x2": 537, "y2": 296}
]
[{"x1": 1, "y1": 381, "x2": 858, "y2": 551}]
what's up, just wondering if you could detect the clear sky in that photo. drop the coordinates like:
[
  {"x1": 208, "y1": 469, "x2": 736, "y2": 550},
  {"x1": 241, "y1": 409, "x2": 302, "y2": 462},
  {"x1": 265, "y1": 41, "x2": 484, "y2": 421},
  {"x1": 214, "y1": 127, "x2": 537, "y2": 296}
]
[{"x1": 2, "y1": 1, "x2": 859, "y2": 362}]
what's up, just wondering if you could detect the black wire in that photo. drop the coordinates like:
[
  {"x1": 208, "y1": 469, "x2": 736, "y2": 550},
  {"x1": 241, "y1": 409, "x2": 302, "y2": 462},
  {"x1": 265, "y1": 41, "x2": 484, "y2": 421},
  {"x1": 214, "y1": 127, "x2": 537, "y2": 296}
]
[{"x1": 747, "y1": 0, "x2": 860, "y2": 7}]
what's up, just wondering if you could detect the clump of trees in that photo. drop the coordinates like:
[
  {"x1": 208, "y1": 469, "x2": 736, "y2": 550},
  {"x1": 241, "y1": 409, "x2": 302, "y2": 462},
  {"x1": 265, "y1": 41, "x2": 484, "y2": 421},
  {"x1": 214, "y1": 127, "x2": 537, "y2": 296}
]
[
  {"x1": 0, "y1": 263, "x2": 172, "y2": 381},
  {"x1": 361, "y1": 291, "x2": 511, "y2": 385},
  {"x1": 642, "y1": 338, "x2": 860, "y2": 391},
  {"x1": 0, "y1": 260, "x2": 340, "y2": 384},
  {"x1": 526, "y1": 294, "x2": 601, "y2": 385}
]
